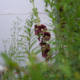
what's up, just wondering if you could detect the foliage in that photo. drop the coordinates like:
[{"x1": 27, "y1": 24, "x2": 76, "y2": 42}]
[
  {"x1": 44, "y1": 0, "x2": 80, "y2": 80},
  {"x1": 1, "y1": 0, "x2": 80, "y2": 80}
]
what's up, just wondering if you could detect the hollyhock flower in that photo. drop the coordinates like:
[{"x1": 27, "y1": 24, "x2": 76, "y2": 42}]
[
  {"x1": 42, "y1": 32, "x2": 51, "y2": 41},
  {"x1": 34, "y1": 24, "x2": 47, "y2": 35},
  {"x1": 40, "y1": 42, "x2": 46, "y2": 46},
  {"x1": 34, "y1": 24, "x2": 51, "y2": 59},
  {"x1": 40, "y1": 42, "x2": 50, "y2": 58},
  {"x1": 40, "y1": 42, "x2": 50, "y2": 51},
  {"x1": 40, "y1": 24, "x2": 47, "y2": 32},
  {"x1": 42, "y1": 47, "x2": 50, "y2": 58},
  {"x1": 42, "y1": 52, "x2": 48, "y2": 58}
]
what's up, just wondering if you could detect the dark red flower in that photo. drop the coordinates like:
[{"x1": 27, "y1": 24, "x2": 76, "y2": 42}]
[
  {"x1": 40, "y1": 24, "x2": 47, "y2": 31},
  {"x1": 34, "y1": 24, "x2": 51, "y2": 59},
  {"x1": 42, "y1": 48, "x2": 50, "y2": 58},
  {"x1": 42, "y1": 52, "x2": 48, "y2": 58},
  {"x1": 34, "y1": 24, "x2": 47, "y2": 35},
  {"x1": 40, "y1": 42, "x2": 46, "y2": 46},
  {"x1": 42, "y1": 32, "x2": 51, "y2": 41},
  {"x1": 40, "y1": 42, "x2": 50, "y2": 51},
  {"x1": 40, "y1": 42, "x2": 50, "y2": 58}
]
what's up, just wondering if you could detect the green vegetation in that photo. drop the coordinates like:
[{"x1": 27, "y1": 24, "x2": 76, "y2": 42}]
[{"x1": 1, "y1": 0, "x2": 80, "y2": 80}]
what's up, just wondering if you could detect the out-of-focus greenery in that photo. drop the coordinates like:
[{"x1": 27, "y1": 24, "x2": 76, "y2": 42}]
[
  {"x1": 44, "y1": 0, "x2": 80, "y2": 80},
  {"x1": 1, "y1": 0, "x2": 80, "y2": 80}
]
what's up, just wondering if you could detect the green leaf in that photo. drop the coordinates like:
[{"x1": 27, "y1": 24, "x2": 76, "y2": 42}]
[
  {"x1": 30, "y1": 40, "x2": 37, "y2": 49},
  {"x1": 1, "y1": 53, "x2": 19, "y2": 70}
]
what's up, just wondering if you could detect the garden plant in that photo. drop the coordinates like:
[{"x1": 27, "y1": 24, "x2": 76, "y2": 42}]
[{"x1": 0, "y1": 0, "x2": 80, "y2": 80}]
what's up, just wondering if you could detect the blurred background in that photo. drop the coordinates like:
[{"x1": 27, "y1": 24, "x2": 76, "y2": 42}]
[{"x1": 0, "y1": 0, "x2": 51, "y2": 64}]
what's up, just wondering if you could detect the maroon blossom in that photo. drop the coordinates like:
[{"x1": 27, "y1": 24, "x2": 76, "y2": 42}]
[
  {"x1": 40, "y1": 42, "x2": 46, "y2": 46},
  {"x1": 40, "y1": 42, "x2": 50, "y2": 58},
  {"x1": 42, "y1": 52, "x2": 48, "y2": 58},
  {"x1": 42, "y1": 32, "x2": 51, "y2": 41},
  {"x1": 40, "y1": 24, "x2": 47, "y2": 32},
  {"x1": 34, "y1": 24, "x2": 47, "y2": 35},
  {"x1": 34, "y1": 24, "x2": 51, "y2": 60}
]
